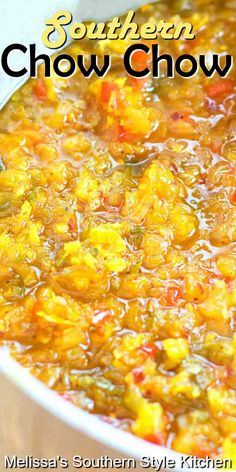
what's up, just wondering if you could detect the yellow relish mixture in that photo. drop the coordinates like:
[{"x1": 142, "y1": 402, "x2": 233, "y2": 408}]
[{"x1": 1, "y1": 0, "x2": 236, "y2": 462}]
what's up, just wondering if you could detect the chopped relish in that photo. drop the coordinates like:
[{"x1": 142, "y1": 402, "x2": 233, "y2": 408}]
[{"x1": 0, "y1": 0, "x2": 236, "y2": 464}]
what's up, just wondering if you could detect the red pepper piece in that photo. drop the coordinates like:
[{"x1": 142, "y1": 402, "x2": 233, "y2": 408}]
[
  {"x1": 140, "y1": 343, "x2": 158, "y2": 359},
  {"x1": 165, "y1": 286, "x2": 183, "y2": 306},
  {"x1": 101, "y1": 82, "x2": 119, "y2": 104},
  {"x1": 230, "y1": 190, "x2": 236, "y2": 205},
  {"x1": 206, "y1": 79, "x2": 234, "y2": 99},
  {"x1": 133, "y1": 368, "x2": 145, "y2": 384},
  {"x1": 145, "y1": 433, "x2": 166, "y2": 446},
  {"x1": 33, "y1": 80, "x2": 47, "y2": 100},
  {"x1": 68, "y1": 218, "x2": 77, "y2": 232}
]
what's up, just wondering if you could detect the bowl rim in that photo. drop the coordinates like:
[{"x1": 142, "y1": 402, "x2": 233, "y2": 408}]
[{"x1": 0, "y1": 351, "x2": 219, "y2": 472}]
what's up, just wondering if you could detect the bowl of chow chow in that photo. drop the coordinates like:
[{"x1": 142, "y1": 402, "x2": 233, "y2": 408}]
[{"x1": 0, "y1": 0, "x2": 236, "y2": 469}]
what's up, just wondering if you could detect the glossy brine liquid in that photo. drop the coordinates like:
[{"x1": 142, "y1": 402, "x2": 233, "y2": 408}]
[{"x1": 0, "y1": 0, "x2": 236, "y2": 462}]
